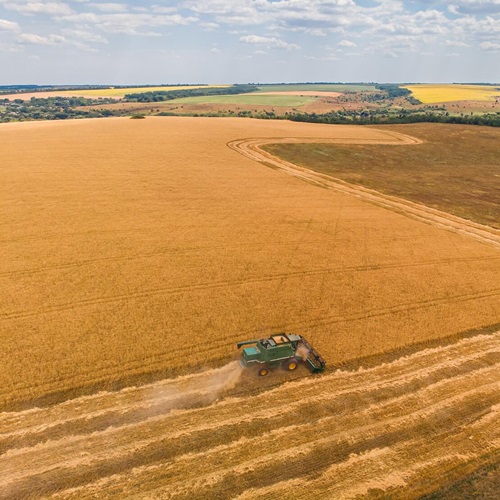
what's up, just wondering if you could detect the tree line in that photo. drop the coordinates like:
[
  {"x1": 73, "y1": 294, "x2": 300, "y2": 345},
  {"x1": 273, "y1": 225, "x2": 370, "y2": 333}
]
[
  {"x1": 124, "y1": 84, "x2": 258, "y2": 102},
  {"x1": 285, "y1": 110, "x2": 500, "y2": 127}
]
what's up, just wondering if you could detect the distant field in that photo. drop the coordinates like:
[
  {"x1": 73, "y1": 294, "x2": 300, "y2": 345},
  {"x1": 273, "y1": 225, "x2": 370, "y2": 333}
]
[
  {"x1": 403, "y1": 84, "x2": 500, "y2": 103},
  {"x1": 256, "y1": 84, "x2": 377, "y2": 92},
  {"x1": 1, "y1": 85, "x2": 229, "y2": 100},
  {"x1": 170, "y1": 94, "x2": 316, "y2": 106},
  {"x1": 89, "y1": 85, "x2": 229, "y2": 97},
  {"x1": 264, "y1": 123, "x2": 500, "y2": 228}
]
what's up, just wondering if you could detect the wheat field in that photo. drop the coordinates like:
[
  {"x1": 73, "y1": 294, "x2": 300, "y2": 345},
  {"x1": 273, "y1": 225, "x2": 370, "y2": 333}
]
[
  {"x1": 1, "y1": 331, "x2": 499, "y2": 498},
  {"x1": 1, "y1": 117, "x2": 500, "y2": 497},
  {"x1": 1, "y1": 117, "x2": 499, "y2": 411}
]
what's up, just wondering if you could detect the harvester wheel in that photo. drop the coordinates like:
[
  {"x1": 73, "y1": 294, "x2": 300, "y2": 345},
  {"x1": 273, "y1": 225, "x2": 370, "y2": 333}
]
[
  {"x1": 285, "y1": 358, "x2": 299, "y2": 371},
  {"x1": 258, "y1": 367, "x2": 269, "y2": 377}
]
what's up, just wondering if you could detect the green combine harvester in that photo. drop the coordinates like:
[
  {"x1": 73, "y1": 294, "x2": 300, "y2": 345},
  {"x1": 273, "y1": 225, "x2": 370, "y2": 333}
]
[{"x1": 237, "y1": 333, "x2": 326, "y2": 376}]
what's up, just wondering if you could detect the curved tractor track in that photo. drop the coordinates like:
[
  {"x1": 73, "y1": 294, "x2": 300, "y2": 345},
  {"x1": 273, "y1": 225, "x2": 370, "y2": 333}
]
[
  {"x1": 228, "y1": 135, "x2": 500, "y2": 249},
  {"x1": 0, "y1": 331, "x2": 499, "y2": 499}
]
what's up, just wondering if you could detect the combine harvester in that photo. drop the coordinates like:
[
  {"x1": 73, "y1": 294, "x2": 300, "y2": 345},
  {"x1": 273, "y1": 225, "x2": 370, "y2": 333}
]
[{"x1": 237, "y1": 333, "x2": 325, "y2": 376}]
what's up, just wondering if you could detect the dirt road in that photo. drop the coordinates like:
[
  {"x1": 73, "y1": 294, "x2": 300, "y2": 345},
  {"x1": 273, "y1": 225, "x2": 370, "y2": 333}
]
[
  {"x1": 1, "y1": 331, "x2": 498, "y2": 498},
  {"x1": 228, "y1": 136, "x2": 500, "y2": 249}
]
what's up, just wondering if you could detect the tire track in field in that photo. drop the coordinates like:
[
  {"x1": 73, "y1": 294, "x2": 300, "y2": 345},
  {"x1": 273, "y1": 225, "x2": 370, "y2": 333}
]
[
  {"x1": 228, "y1": 137, "x2": 500, "y2": 249},
  {"x1": 292, "y1": 288, "x2": 500, "y2": 331},
  {"x1": 0, "y1": 244, "x2": 269, "y2": 278},
  {"x1": 2, "y1": 248, "x2": 498, "y2": 279},
  {"x1": 0, "y1": 331, "x2": 498, "y2": 499},
  {"x1": 3, "y1": 283, "x2": 499, "y2": 402},
  {"x1": 2, "y1": 262, "x2": 499, "y2": 324}
]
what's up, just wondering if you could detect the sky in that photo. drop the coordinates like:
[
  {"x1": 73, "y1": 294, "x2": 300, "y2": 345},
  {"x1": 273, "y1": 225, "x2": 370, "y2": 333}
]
[{"x1": 0, "y1": 0, "x2": 499, "y2": 85}]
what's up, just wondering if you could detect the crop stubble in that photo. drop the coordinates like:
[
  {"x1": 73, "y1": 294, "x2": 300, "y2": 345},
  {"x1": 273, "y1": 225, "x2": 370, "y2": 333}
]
[
  {"x1": 0, "y1": 331, "x2": 498, "y2": 498},
  {"x1": 0, "y1": 117, "x2": 499, "y2": 411}
]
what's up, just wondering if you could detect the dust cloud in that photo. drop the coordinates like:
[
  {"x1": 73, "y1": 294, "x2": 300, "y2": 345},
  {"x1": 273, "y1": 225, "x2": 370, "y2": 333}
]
[{"x1": 146, "y1": 362, "x2": 243, "y2": 415}]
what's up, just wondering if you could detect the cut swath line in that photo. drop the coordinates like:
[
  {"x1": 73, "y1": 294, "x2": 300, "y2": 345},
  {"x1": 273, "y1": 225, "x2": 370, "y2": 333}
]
[{"x1": 228, "y1": 137, "x2": 500, "y2": 248}]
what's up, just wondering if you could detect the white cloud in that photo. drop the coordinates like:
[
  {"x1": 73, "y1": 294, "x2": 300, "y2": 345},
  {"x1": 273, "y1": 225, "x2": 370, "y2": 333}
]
[
  {"x1": 56, "y1": 12, "x2": 198, "y2": 35},
  {"x1": 0, "y1": 18, "x2": 20, "y2": 31},
  {"x1": 61, "y1": 28, "x2": 107, "y2": 43},
  {"x1": 480, "y1": 41, "x2": 500, "y2": 50},
  {"x1": 151, "y1": 6, "x2": 177, "y2": 14},
  {"x1": 451, "y1": 0, "x2": 500, "y2": 15},
  {"x1": 239, "y1": 34, "x2": 299, "y2": 50},
  {"x1": 200, "y1": 22, "x2": 219, "y2": 31},
  {"x1": 16, "y1": 31, "x2": 100, "y2": 51},
  {"x1": 3, "y1": 2, "x2": 74, "y2": 16},
  {"x1": 17, "y1": 33, "x2": 66, "y2": 44},
  {"x1": 89, "y1": 3, "x2": 128, "y2": 13},
  {"x1": 338, "y1": 39, "x2": 356, "y2": 47},
  {"x1": 0, "y1": 41, "x2": 21, "y2": 52},
  {"x1": 384, "y1": 50, "x2": 398, "y2": 58},
  {"x1": 444, "y1": 40, "x2": 470, "y2": 46}
]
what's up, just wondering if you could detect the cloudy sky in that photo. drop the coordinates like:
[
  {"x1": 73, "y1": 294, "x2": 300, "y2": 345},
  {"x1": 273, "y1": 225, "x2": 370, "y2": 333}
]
[{"x1": 0, "y1": 0, "x2": 499, "y2": 84}]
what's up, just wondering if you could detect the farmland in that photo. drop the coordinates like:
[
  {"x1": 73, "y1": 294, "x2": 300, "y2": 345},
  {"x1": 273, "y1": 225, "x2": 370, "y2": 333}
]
[
  {"x1": 1, "y1": 330, "x2": 499, "y2": 498},
  {"x1": 169, "y1": 93, "x2": 315, "y2": 107},
  {"x1": 263, "y1": 123, "x2": 500, "y2": 227},
  {"x1": 1, "y1": 117, "x2": 499, "y2": 497},
  {"x1": 0, "y1": 85, "x2": 229, "y2": 101},
  {"x1": 403, "y1": 84, "x2": 500, "y2": 103},
  {"x1": 255, "y1": 83, "x2": 377, "y2": 92},
  {"x1": 4, "y1": 82, "x2": 499, "y2": 126}
]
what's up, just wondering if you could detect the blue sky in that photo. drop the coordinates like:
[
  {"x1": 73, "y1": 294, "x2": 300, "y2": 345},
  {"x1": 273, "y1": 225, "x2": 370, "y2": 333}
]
[{"x1": 0, "y1": 1, "x2": 499, "y2": 84}]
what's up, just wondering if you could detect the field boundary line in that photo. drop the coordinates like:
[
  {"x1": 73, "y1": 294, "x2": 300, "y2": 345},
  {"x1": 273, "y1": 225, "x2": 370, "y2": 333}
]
[{"x1": 227, "y1": 135, "x2": 500, "y2": 249}]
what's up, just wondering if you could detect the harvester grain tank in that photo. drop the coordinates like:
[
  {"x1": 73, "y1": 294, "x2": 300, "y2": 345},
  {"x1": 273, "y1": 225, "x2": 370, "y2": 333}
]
[{"x1": 237, "y1": 333, "x2": 325, "y2": 376}]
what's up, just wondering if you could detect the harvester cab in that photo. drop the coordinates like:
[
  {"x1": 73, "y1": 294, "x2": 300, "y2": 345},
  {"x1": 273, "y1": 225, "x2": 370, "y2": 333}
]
[{"x1": 237, "y1": 333, "x2": 325, "y2": 376}]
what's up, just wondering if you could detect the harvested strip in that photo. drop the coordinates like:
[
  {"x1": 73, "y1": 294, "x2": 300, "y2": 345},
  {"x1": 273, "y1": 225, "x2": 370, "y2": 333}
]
[{"x1": 1, "y1": 331, "x2": 498, "y2": 499}]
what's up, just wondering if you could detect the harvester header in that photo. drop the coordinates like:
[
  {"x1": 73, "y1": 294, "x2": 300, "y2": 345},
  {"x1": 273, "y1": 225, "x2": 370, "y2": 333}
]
[{"x1": 237, "y1": 333, "x2": 325, "y2": 377}]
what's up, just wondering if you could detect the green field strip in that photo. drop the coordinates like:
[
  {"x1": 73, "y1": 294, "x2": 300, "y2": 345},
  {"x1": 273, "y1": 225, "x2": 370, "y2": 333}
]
[{"x1": 169, "y1": 94, "x2": 317, "y2": 106}]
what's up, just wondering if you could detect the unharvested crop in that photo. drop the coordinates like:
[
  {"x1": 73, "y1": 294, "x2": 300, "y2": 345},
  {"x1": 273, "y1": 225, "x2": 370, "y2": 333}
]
[{"x1": 1, "y1": 117, "x2": 499, "y2": 412}]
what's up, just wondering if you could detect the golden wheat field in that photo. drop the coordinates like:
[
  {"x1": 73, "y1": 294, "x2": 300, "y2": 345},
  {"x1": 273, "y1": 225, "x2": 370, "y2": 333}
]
[
  {"x1": 1, "y1": 117, "x2": 499, "y2": 497},
  {"x1": 403, "y1": 84, "x2": 500, "y2": 103}
]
